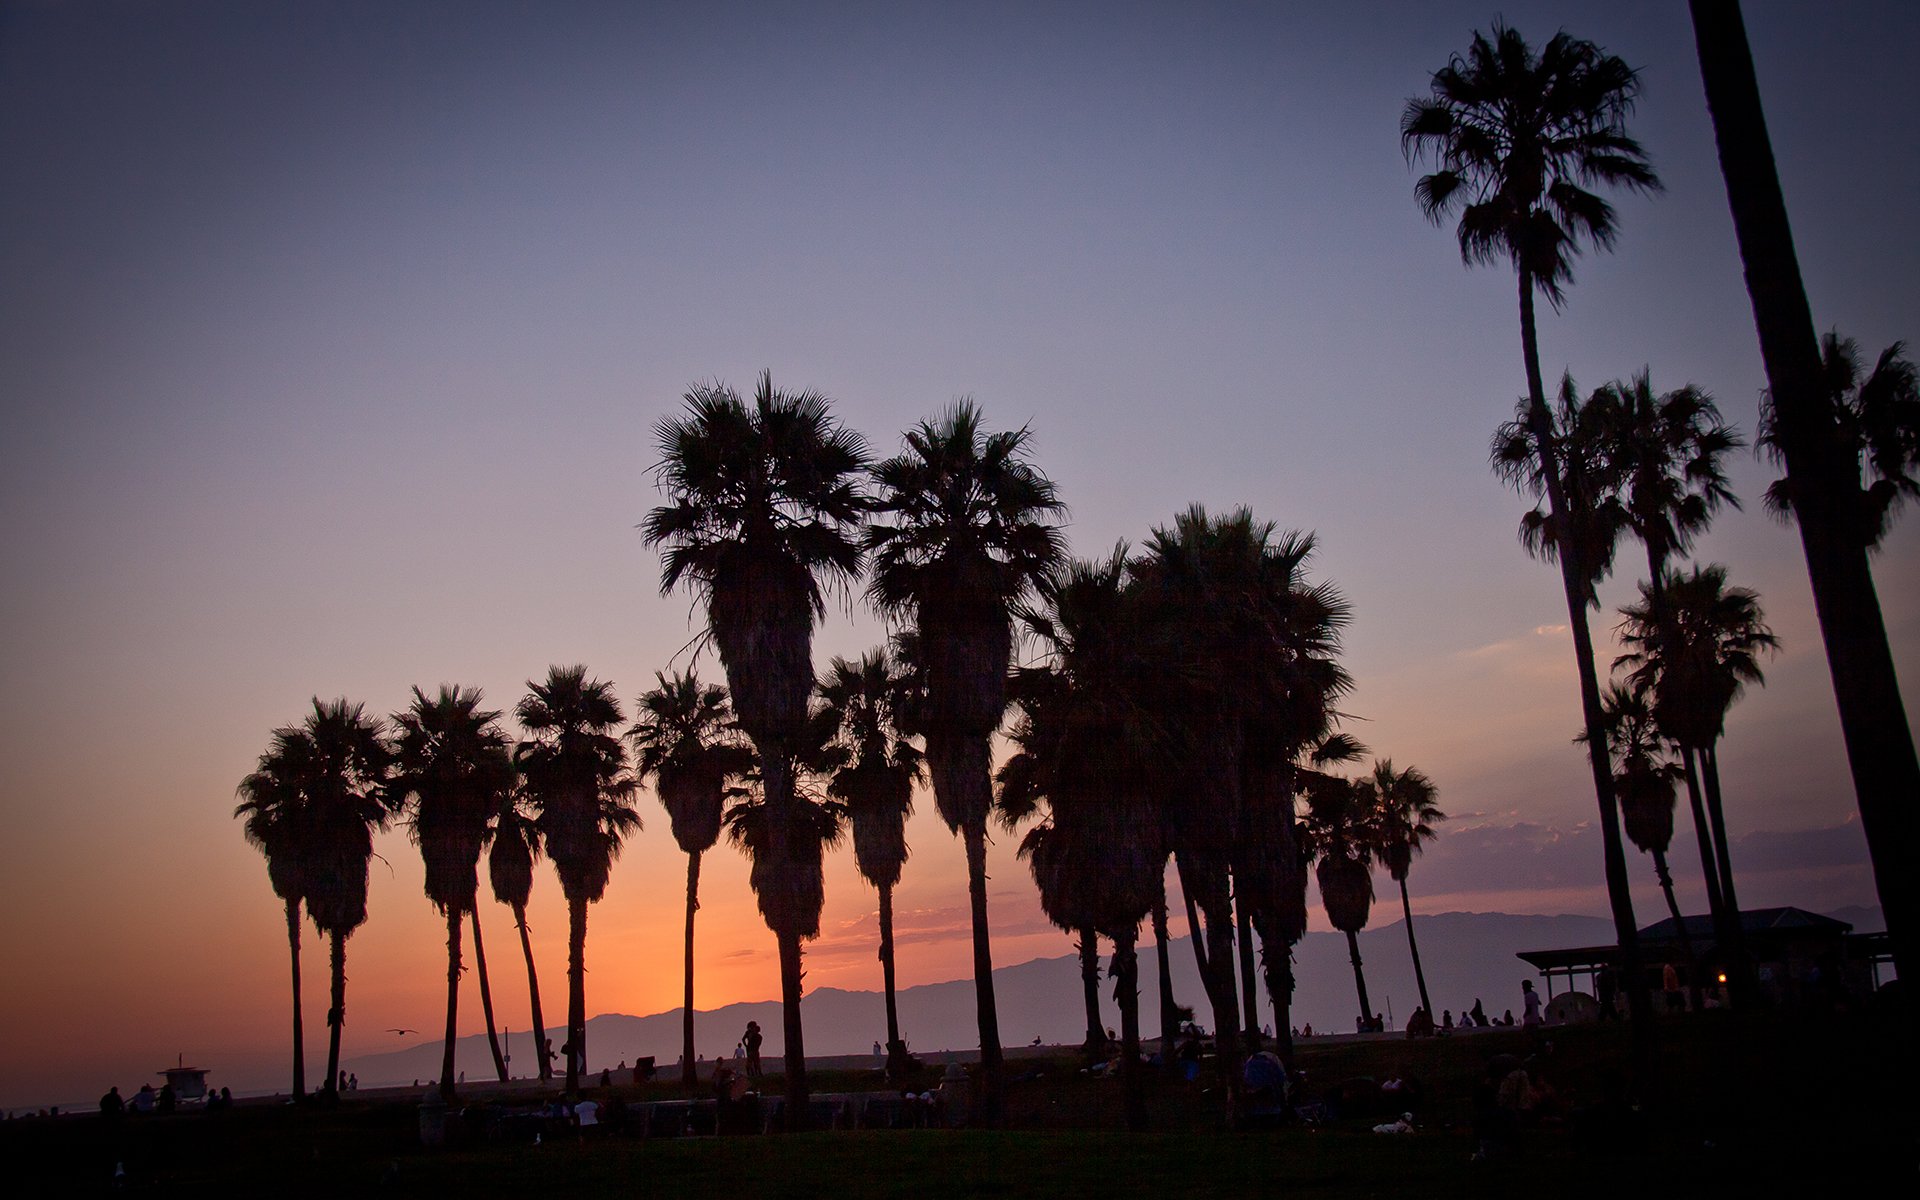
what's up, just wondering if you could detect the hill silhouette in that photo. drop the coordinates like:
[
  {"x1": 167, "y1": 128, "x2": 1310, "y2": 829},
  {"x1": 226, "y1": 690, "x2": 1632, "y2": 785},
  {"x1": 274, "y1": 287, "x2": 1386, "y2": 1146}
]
[{"x1": 340, "y1": 910, "x2": 1621, "y2": 1086}]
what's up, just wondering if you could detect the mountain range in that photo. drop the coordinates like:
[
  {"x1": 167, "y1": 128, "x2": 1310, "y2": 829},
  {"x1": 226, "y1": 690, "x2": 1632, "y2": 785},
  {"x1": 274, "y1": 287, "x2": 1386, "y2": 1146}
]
[{"x1": 340, "y1": 909, "x2": 1671, "y2": 1088}]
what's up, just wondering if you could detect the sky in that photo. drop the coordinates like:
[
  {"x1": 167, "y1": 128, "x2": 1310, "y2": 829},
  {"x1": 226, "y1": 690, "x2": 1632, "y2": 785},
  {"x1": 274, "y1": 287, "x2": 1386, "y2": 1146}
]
[{"x1": 1, "y1": 0, "x2": 1915, "y2": 1109}]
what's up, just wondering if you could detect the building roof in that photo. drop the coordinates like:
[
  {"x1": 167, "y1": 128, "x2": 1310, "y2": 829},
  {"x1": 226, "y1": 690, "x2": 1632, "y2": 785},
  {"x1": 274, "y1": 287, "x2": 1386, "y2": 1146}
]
[{"x1": 1515, "y1": 907, "x2": 1853, "y2": 971}]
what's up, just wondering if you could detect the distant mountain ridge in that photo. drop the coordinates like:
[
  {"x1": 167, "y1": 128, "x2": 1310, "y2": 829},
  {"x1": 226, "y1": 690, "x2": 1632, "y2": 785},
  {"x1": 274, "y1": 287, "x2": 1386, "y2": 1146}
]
[{"x1": 340, "y1": 909, "x2": 1633, "y2": 1087}]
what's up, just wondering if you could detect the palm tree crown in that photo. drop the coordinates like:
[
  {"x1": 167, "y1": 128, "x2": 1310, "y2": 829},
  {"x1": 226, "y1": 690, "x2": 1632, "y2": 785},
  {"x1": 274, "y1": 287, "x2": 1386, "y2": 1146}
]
[
  {"x1": 1401, "y1": 22, "x2": 1660, "y2": 309},
  {"x1": 630, "y1": 670, "x2": 753, "y2": 858},
  {"x1": 515, "y1": 667, "x2": 640, "y2": 906},
  {"x1": 1760, "y1": 332, "x2": 1920, "y2": 549},
  {"x1": 391, "y1": 685, "x2": 515, "y2": 917},
  {"x1": 645, "y1": 372, "x2": 868, "y2": 747},
  {"x1": 1616, "y1": 565, "x2": 1780, "y2": 750},
  {"x1": 1372, "y1": 761, "x2": 1443, "y2": 885}
]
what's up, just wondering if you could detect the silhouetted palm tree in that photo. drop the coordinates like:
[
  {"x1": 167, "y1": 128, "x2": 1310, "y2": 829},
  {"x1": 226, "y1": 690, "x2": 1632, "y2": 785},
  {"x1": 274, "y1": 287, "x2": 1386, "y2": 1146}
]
[
  {"x1": 1591, "y1": 683, "x2": 1699, "y2": 1007},
  {"x1": 1690, "y1": 1, "x2": 1920, "y2": 984},
  {"x1": 1618, "y1": 566, "x2": 1778, "y2": 966},
  {"x1": 236, "y1": 729, "x2": 317, "y2": 1099},
  {"x1": 867, "y1": 402, "x2": 1066, "y2": 1125},
  {"x1": 1594, "y1": 371, "x2": 1743, "y2": 970},
  {"x1": 1371, "y1": 760, "x2": 1443, "y2": 1019},
  {"x1": 1761, "y1": 332, "x2": 1920, "y2": 548},
  {"x1": 629, "y1": 670, "x2": 754, "y2": 1090},
  {"x1": 1304, "y1": 774, "x2": 1380, "y2": 1027},
  {"x1": 287, "y1": 698, "x2": 397, "y2": 1101},
  {"x1": 1003, "y1": 550, "x2": 1163, "y2": 1129},
  {"x1": 515, "y1": 665, "x2": 640, "y2": 1095},
  {"x1": 1406, "y1": 22, "x2": 1661, "y2": 1055},
  {"x1": 390, "y1": 685, "x2": 515, "y2": 1101},
  {"x1": 487, "y1": 788, "x2": 552, "y2": 1081},
  {"x1": 812, "y1": 650, "x2": 923, "y2": 1069},
  {"x1": 645, "y1": 372, "x2": 868, "y2": 1122}
]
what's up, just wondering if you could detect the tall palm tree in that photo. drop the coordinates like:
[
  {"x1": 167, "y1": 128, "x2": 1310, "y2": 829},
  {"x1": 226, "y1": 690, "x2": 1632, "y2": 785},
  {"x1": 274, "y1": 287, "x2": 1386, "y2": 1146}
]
[
  {"x1": 390, "y1": 685, "x2": 515, "y2": 1101},
  {"x1": 1689, "y1": 0, "x2": 1919, "y2": 985},
  {"x1": 1760, "y1": 332, "x2": 1920, "y2": 549},
  {"x1": 487, "y1": 788, "x2": 552, "y2": 1081},
  {"x1": 1593, "y1": 373, "x2": 1743, "y2": 959},
  {"x1": 1617, "y1": 566, "x2": 1779, "y2": 973},
  {"x1": 1002, "y1": 550, "x2": 1163, "y2": 1130},
  {"x1": 235, "y1": 729, "x2": 316, "y2": 1099},
  {"x1": 1304, "y1": 774, "x2": 1380, "y2": 1027},
  {"x1": 645, "y1": 371, "x2": 868, "y2": 1122},
  {"x1": 1370, "y1": 760, "x2": 1443, "y2": 1020},
  {"x1": 1592, "y1": 683, "x2": 1700, "y2": 1008},
  {"x1": 629, "y1": 670, "x2": 754, "y2": 1090},
  {"x1": 1133, "y1": 506, "x2": 1315, "y2": 1099},
  {"x1": 866, "y1": 402, "x2": 1066, "y2": 1125},
  {"x1": 288, "y1": 698, "x2": 397, "y2": 1101},
  {"x1": 812, "y1": 650, "x2": 924, "y2": 1069},
  {"x1": 1405, "y1": 22, "x2": 1662, "y2": 1058},
  {"x1": 515, "y1": 665, "x2": 640, "y2": 1095}
]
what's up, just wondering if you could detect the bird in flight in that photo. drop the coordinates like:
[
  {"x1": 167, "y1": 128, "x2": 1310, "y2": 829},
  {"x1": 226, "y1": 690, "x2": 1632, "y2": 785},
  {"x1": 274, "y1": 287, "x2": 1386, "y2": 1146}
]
[{"x1": 386, "y1": 1028, "x2": 417, "y2": 1036}]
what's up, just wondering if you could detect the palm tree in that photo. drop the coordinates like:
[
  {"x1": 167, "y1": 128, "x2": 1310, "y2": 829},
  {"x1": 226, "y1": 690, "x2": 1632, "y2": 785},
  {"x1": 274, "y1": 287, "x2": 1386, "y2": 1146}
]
[
  {"x1": 389, "y1": 685, "x2": 515, "y2": 1101},
  {"x1": 645, "y1": 371, "x2": 868, "y2": 1122},
  {"x1": 235, "y1": 729, "x2": 316, "y2": 1099},
  {"x1": 1592, "y1": 683, "x2": 1700, "y2": 1008},
  {"x1": 1370, "y1": 760, "x2": 1444, "y2": 1020},
  {"x1": 1617, "y1": 566, "x2": 1779, "y2": 975},
  {"x1": 287, "y1": 698, "x2": 397, "y2": 1101},
  {"x1": 1593, "y1": 373, "x2": 1742, "y2": 945},
  {"x1": 514, "y1": 665, "x2": 640, "y2": 1095},
  {"x1": 866, "y1": 402, "x2": 1067, "y2": 1125},
  {"x1": 487, "y1": 788, "x2": 552, "y2": 1081},
  {"x1": 1002, "y1": 550, "x2": 1163, "y2": 1130},
  {"x1": 1304, "y1": 774, "x2": 1380, "y2": 1027},
  {"x1": 812, "y1": 650, "x2": 924, "y2": 1070},
  {"x1": 629, "y1": 670, "x2": 754, "y2": 1090},
  {"x1": 1689, "y1": 1, "x2": 1920, "y2": 985},
  {"x1": 1133, "y1": 506, "x2": 1317, "y2": 1095},
  {"x1": 1760, "y1": 332, "x2": 1920, "y2": 549},
  {"x1": 1405, "y1": 22, "x2": 1662, "y2": 1056}
]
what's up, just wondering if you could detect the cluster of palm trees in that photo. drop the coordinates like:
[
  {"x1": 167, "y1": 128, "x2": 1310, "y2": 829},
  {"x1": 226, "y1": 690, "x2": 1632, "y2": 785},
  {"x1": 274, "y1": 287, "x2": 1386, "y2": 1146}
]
[
  {"x1": 992, "y1": 512, "x2": 1447, "y2": 1128},
  {"x1": 236, "y1": 378, "x2": 1453, "y2": 1132},
  {"x1": 1404, "y1": 16, "x2": 1920, "y2": 1071}
]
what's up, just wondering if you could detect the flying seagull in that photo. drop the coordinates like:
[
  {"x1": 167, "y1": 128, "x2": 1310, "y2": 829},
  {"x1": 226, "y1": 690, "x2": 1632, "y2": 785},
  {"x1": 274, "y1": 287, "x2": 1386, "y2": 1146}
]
[{"x1": 386, "y1": 1028, "x2": 417, "y2": 1036}]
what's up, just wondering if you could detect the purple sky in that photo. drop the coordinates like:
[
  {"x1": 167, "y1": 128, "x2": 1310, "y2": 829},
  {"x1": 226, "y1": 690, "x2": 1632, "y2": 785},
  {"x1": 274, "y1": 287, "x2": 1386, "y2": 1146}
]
[{"x1": 0, "y1": 0, "x2": 1915, "y2": 1107}]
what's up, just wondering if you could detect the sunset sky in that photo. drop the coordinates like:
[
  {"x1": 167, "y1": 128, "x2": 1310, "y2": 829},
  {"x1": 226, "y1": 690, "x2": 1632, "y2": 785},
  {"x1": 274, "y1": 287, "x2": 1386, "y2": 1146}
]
[{"x1": 1, "y1": 0, "x2": 1915, "y2": 1109}]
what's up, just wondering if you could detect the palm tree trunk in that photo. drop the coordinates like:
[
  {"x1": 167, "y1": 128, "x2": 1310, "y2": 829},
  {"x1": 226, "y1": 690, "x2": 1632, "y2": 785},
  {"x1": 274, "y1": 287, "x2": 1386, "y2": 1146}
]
[
  {"x1": 1182, "y1": 883, "x2": 1211, "y2": 979},
  {"x1": 1679, "y1": 748, "x2": 1727, "y2": 921},
  {"x1": 470, "y1": 909, "x2": 508, "y2": 1081},
  {"x1": 879, "y1": 881, "x2": 902, "y2": 1055},
  {"x1": 1345, "y1": 930, "x2": 1372, "y2": 1027},
  {"x1": 1152, "y1": 888, "x2": 1180, "y2": 1051},
  {"x1": 1652, "y1": 850, "x2": 1704, "y2": 1012},
  {"x1": 1235, "y1": 894, "x2": 1261, "y2": 1043},
  {"x1": 285, "y1": 897, "x2": 306, "y2": 1100},
  {"x1": 441, "y1": 908, "x2": 462, "y2": 1103},
  {"x1": 566, "y1": 894, "x2": 586, "y2": 1095},
  {"x1": 1399, "y1": 877, "x2": 1433, "y2": 1017},
  {"x1": 1112, "y1": 931, "x2": 1145, "y2": 1132},
  {"x1": 682, "y1": 849, "x2": 701, "y2": 1091},
  {"x1": 1176, "y1": 854, "x2": 1243, "y2": 1117},
  {"x1": 755, "y1": 751, "x2": 812, "y2": 1128},
  {"x1": 512, "y1": 903, "x2": 551, "y2": 1081},
  {"x1": 963, "y1": 817, "x2": 1006, "y2": 1126},
  {"x1": 1690, "y1": 0, "x2": 1920, "y2": 992},
  {"x1": 1517, "y1": 268, "x2": 1655, "y2": 1077},
  {"x1": 1700, "y1": 743, "x2": 1756, "y2": 1004},
  {"x1": 775, "y1": 929, "x2": 810, "y2": 1128},
  {"x1": 1252, "y1": 913, "x2": 1296, "y2": 1060},
  {"x1": 1077, "y1": 927, "x2": 1102, "y2": 1056},
  {"x1": 326, "y1": 930, "x2": 346, "y2": 1100}
]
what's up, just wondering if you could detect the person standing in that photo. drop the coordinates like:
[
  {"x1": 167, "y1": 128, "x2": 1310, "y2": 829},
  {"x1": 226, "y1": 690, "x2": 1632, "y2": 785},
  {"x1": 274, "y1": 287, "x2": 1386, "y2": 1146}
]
[
  {"x1": 742, "y1": 1021, "x2": 764, "y2": 1080},
  {"x1": 1521, "y1": 979, "x2": 1543, "y2": 1027}
]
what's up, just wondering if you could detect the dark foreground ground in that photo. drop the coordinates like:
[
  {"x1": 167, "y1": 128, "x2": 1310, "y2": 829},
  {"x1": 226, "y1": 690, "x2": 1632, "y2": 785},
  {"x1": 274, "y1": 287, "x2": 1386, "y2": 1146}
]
[{"x1": 8, "y1": 1008, "x2": 1914, "y2": 1197}]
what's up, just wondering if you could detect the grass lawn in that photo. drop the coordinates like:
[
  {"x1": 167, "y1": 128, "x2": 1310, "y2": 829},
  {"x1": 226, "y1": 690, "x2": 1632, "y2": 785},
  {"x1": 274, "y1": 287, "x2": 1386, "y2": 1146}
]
[{"x1": 8, "y1": 1009, "x2": 1912, "y2": 1197}]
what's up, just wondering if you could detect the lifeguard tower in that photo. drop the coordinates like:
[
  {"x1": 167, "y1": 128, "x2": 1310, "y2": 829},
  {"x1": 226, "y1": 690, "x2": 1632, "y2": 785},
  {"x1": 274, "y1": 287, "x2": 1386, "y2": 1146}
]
[{"x1": 160, "y1": 1054, "x2": 210, "y2": 1103}]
